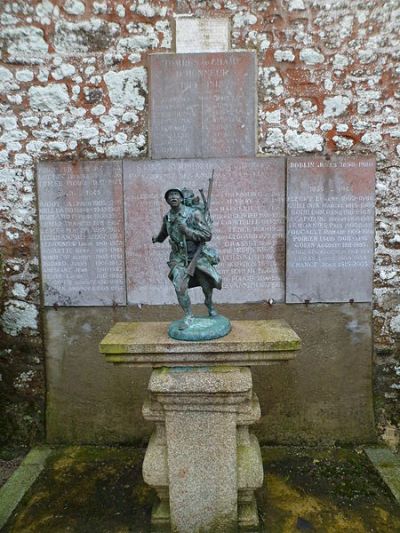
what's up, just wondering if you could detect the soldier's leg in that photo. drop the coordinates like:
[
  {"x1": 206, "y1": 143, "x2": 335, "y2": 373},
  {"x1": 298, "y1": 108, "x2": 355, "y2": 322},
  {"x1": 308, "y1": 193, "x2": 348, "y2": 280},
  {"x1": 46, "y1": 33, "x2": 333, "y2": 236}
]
[
  {"x1": 196, "y1": 271, "x2": 218, "y2": 317},
  {"x1": 172, "y1": 266, "x2": 193, "y2": 327}
]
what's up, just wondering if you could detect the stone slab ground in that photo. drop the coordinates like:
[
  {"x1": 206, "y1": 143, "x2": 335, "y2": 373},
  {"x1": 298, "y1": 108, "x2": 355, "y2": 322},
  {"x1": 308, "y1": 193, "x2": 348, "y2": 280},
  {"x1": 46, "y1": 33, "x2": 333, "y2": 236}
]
[
  {"x1": 0, "y1": 447, "x2": 51, "y2": 530},
  {"x1": 2, "y1": 446, "x2": 400, "y2": 532}
]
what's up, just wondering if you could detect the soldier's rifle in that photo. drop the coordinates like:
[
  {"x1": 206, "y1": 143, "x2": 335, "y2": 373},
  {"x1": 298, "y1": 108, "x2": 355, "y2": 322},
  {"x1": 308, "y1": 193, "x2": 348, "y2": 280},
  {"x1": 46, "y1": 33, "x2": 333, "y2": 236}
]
[{"x1": 186, "y1": 172, "x2": 214, "y2": 277}]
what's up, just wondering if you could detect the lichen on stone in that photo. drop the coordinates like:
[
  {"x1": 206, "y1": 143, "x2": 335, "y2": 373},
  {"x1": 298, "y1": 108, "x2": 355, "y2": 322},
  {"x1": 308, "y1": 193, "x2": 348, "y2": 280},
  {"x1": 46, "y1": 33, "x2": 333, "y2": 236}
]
[{"x1": 1, "y1": 300, "x2": 38, "y2": 336}]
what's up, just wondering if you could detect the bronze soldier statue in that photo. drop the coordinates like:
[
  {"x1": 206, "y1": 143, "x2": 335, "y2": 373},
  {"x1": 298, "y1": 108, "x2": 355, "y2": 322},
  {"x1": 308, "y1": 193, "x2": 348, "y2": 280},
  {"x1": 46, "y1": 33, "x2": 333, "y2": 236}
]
[{"x1": 152, "y1": 186, "x2": 222, "y2": 330}]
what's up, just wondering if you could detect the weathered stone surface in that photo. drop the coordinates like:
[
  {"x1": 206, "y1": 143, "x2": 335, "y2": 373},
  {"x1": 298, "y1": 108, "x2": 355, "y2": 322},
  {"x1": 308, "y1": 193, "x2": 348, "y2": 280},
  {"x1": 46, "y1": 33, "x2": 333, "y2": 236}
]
[
  {"x1": 149, "y1": 366, "x2": 253, "y2": 394},
  {"x1": 28, "y1": 84, "x2": 70, "y2": 114},
  {"x1": 364, "y1": 447, "x2": 400, "y2": 502},
  {"x1": 63, "y1": 0, "x2": 85, "y2": 16},
  {"x1": 123, "y1": 157, "x2": 285, "y2": 304},
  {"x1": 103, "y1": 67, "x2": 147, "y2": 109},
  {"x1": 1, "y1": 300, "x2": 38, "y2": 336},
  {"x1": 286, "y1": 156, "x2": 376, "y2": 303},
  {"x1": 100, "y1": 319, "x2": 300, "y2": 366},
  {"x1": 0, "y1": 447, "x2": 52, "y2": 531},
  {"x1": 47, "y1": 303, "x2": 375, "y2": 444},
  {"x1": 166, "y1": 410, "x2": 238, "y2": 532},
  {"x1": 144, "y1": 367, "x2": 259, "y2": 532},
  {"x1": 0, "y1": 27, "x2": 48, "y2": 63},
  {"x1": 38, "y1": 161, "x2": 126, "y2": 306},
  {"x1": 45, "y1": 307, "x2": 153, "y2": 444},
  {"x1": 54, "y1": 19, "x2": 121, "y2": 53},
  {"x1": 149, "y1": 51, "x2": 256, "y2": 159},
  {"x1": 0, "y1": 66, "x2": 17, "y2": 93},
  {"x1": 174, "y1": 16, "x2": 230, "y2": 52}
]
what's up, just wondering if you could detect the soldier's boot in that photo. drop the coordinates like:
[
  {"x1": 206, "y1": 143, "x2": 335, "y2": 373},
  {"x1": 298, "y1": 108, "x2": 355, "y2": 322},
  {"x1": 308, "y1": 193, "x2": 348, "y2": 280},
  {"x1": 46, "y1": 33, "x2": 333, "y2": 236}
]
[
  {"x1": 204, "y1": 290, "x2": 218, "y2": 317},
  {"x1": 176, "y1": 291, "x2": 194, "y2": 329}
]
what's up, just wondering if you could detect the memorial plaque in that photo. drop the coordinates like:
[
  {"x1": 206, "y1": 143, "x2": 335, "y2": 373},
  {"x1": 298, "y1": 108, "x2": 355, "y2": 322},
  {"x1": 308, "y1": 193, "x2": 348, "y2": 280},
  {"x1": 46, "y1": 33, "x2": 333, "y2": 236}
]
[
  {"x1": 149, "y1": 52, "x2": 256, "y2": 159},
  {"x1": 286, "y1": 156, "x2": 375, "y2": 303},
  {"x1": 174, "y1": 16, "x2": 230, "y2": 53},
  {"x1": 124, "y1": 157, "x2": 285, "y2": 305},
  {"x1": 38, "y1": 161, "x2": 126, "y2": 306}
]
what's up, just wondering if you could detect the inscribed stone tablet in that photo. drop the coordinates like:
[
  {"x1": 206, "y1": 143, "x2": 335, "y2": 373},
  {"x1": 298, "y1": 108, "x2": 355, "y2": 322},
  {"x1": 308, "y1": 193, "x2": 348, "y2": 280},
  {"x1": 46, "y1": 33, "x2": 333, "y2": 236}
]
[
  {"x1": 174, "y1": 16, "x2": 230, "y2": 53},
  {"x1": 38, "y1": 161, "x2": 126, "y2": 306},
  {"x1": 124, "y1": 157, "x2": 285, "y2": 305},
  {"x1": 149, "y1": 52, "x2": 256, "y2": 159},
  {"x1": 286, "y1": 156, "x2": 375, "y2": 303}
]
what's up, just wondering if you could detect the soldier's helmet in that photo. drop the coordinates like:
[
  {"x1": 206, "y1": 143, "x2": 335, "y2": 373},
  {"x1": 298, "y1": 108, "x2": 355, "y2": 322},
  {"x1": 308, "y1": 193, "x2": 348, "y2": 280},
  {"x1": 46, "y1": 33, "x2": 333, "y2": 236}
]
[{"x1": 164, "y1": 188, "x2": 184, "y2": 201}]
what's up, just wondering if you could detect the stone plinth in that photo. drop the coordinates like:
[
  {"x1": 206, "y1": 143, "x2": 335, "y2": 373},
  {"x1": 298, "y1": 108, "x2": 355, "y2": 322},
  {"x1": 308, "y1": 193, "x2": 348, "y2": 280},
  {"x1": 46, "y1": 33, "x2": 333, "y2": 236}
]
[
  {"x1": 100, "y1": 319, "x2": 300, "y2": 366},
  {"x1": 100, "y1": 320, "x2": 300, "y2": 532}
]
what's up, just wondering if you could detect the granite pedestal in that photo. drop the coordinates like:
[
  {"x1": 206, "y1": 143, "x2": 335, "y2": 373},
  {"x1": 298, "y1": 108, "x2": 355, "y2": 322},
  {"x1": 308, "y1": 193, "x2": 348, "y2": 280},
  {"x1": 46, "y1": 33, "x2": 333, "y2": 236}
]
[{"x1": 100, "y1": 319, "x2": 300, "y2": 532}]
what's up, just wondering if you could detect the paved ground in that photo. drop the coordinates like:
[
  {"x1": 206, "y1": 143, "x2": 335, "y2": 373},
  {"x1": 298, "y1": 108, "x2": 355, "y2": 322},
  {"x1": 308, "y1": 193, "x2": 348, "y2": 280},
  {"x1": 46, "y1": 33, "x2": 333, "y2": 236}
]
[
  {"x1": 3, "y1": 446, "x2": 400, "y2": 532},
  {"x1": 0, "y1": 449, "x2": 26, "y2": 489}
]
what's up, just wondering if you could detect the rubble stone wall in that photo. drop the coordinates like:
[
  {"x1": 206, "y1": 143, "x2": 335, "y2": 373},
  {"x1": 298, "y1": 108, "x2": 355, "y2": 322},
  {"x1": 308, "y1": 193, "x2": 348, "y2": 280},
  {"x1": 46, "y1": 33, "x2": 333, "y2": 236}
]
[{"x1": 0, "y1": 0, "x2": 399, "y2": 446}]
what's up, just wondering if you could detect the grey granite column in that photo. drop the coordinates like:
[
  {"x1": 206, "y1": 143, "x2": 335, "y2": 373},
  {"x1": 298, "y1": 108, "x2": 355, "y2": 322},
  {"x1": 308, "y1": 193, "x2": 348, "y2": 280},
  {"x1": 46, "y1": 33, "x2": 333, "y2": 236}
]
[{"x1": 143, "y1": 366, "x2": 261, "y2": 533}]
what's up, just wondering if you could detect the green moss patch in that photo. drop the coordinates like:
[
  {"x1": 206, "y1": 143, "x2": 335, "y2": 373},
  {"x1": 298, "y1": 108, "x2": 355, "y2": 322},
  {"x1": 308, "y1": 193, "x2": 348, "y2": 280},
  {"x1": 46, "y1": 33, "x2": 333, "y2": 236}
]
[
  {"x1": 259, "y1": 447, "x2": 400, "y2": 532},
  {"x1": 4, "y1": 446, "x2": 155, "y2": 533},
  {"x1": 4, "y1": 446, "x2": 400, "y2": 532}
]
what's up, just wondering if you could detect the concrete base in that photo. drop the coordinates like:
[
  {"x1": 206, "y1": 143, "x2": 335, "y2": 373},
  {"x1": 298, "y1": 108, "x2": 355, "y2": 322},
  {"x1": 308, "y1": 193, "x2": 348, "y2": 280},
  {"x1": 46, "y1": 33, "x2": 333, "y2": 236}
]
[
  {"x1": 143, "y1": 367, "x2": 263, "y2": 533},
  {"x1": 48, "y1": 304, "x2": 374, "y2": 446}
]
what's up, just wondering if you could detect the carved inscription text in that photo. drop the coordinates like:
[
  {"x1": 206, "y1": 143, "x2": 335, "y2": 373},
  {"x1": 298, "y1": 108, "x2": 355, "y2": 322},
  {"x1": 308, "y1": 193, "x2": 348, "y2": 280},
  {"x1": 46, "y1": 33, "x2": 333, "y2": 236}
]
[
  {"x1": 149, "y1": 52, "x2": 256, "y2": 159},
  {"x1": 124, "y1": 158, "x2": 285, "y2": 305},
  {"x1": 286, "y1": 157, "x2": 375, "y2": 303},
  {"x1": 38, "y1": 161, "x2": 126, "y2": 306}
]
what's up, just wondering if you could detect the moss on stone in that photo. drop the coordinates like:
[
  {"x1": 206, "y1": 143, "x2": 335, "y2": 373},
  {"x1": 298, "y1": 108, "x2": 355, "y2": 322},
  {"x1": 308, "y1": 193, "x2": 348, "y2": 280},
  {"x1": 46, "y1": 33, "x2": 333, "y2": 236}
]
[
  {"x1": 259, "y1": 446, "x2": 400, "y2": 532},
  {"x1": 0, "y1": 338, "x2": 45, "y2": 447},
  {"x1": 4, "y1": 446, "x2": 155, "y2": 533}
]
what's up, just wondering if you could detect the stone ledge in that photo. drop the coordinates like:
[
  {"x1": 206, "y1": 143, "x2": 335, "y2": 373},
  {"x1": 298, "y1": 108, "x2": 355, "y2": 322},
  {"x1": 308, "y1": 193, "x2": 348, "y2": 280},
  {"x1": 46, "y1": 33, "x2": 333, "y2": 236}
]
[
  {"x1": 0, "y1": 447, "x2": 52, "y2": 530},
  {"x1": 364, "y1": 446, "x2": 400, "y2": 502},
  {"x1": 100, "y1": 319, "x2": 301, "y2": 367}
]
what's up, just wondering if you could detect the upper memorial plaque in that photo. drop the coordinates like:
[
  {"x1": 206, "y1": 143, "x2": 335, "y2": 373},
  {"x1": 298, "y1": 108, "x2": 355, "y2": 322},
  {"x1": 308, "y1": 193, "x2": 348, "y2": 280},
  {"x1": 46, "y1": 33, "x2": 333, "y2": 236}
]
[
  {"x1": 149, "y1": 52, "x2": 256, "y2": 159},
  {"x1": 174, "y1": 16, "x2": 230, "y2": 53},
  {"x1": 38, "y1": 161, "x2": 126, "y2": 306},
  {"x1": 286, "y1": 156, "x2": 376, "y2": 303},
  {"x1": 124, "y1": 157, "x2": 285, "y2": 305}
]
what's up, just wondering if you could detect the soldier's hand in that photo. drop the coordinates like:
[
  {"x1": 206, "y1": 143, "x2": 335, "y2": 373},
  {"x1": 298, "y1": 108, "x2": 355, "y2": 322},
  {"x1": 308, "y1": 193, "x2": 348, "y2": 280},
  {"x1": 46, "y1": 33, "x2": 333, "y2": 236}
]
[
  {"x1": 177, "y1": 220, "x2": 188, "y2": 234},
  {"x1": 152, "y1": 235, "x2": 157, "y2": 243}
]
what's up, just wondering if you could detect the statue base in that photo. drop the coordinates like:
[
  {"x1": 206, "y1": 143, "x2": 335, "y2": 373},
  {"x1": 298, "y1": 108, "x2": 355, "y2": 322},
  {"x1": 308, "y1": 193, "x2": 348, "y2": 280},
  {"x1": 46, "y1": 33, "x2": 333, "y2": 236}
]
[
  {"x1": 100, "y1": 320, "x2": 301, "y2": 532},
  {"x1": 168, "y1": 314, "x2": 231, "y2": 341}
]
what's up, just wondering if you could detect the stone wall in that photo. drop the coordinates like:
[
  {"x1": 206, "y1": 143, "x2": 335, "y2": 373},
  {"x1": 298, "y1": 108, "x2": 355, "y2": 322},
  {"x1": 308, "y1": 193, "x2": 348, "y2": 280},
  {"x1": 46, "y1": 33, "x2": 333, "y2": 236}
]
[{"x1": 0, "y1": 0, "x2": 399, "y2": 446}]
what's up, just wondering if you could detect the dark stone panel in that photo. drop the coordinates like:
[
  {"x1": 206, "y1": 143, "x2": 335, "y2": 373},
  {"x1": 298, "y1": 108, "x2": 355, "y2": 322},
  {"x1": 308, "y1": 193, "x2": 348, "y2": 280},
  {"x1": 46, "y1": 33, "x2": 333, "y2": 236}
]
[
  {"x1": 286, "y1": 156, "x2": 375, "y2": 303},
  {"x1": 123, "y1": 157, "x2": 285, "y2": 305},
  {"x1": 37, "y1": 161, "x2": 126, "y2": 306},
  {"x1": 149, "y1": 51, "x2": 256, "y2": 159}
]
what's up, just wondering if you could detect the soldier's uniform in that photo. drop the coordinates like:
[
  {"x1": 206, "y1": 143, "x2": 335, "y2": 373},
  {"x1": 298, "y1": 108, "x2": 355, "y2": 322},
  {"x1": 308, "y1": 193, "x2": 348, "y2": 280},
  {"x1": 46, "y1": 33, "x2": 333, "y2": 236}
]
[
  {"x1": 153, "y1": 187, "x2": 221, "y2": 325},
  {"x1": 154, "y1": 203, "x2": 222, "y2": 294}
]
